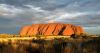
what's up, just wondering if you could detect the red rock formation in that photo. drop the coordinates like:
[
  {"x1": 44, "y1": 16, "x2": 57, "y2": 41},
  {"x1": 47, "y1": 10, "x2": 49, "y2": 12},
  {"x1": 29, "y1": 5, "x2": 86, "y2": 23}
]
[
  {"x1": 20, "y1": 26, "x2": 31, "y2": 37},
  {"x1": 44, "y1": 23, "x2": 57, "y2": 35},
  {"x1": 53, "y1": 23, "x2": 64, "y2": 35},
  {"x1": 63, "y1": 26, "x2": 74, "y2": 36},
  {"x1": 38, "y1": 24, "x2": 45, "y2": 35},
  {"x1": 32, "y1": 24, "x2": 40, "y2": 35},
  {"x1": 19, "y1": 23, "x2": 84, "y2": 36},
  {"x1": 75, "y1": 26, "x2": 84, "y2": 35},
  {"x1": 27, "y1": 25, "x2": 34, "y2": 36},
  {"x1": 62, "y1": 24, "x2": 75, "y2": 35}
]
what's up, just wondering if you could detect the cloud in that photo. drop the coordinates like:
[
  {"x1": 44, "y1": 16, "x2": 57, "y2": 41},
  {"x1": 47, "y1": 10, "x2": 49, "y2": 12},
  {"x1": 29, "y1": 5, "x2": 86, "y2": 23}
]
[
  {"x1": 46, "y1": 11, "x2": 100, "y2": 23},
  {"x1": 0, "y1": 2, "x2": 100, "y2": 23},
  {"x1": 0, "y1": 4, "x2": 23, "y2": 18},
  {"x1": 0, "y1": 4, "x2": 49, "y2": 18},
  {"x1": 24, "y1": 5, "x2": 47, "y2": 12},
  {"x1": 0, "y1": 0, "x2": 100, "y2": 34}
]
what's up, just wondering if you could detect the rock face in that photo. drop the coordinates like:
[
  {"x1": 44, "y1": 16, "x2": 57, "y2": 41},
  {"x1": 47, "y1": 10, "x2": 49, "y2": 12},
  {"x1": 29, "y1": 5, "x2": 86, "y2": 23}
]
[
  {"x1": 19, "y1": 23, "x2": 84, "y2": 36},
  {"x1": 20, "y1": 26, "x2": 31, "y2": 36}
]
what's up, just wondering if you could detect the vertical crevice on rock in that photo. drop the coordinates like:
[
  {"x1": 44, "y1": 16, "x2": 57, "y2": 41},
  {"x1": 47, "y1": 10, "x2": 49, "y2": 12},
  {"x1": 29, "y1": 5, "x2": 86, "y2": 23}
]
[
  {"x1": 71, "y1": 25, "x2": 75, "y2": 34},
  {"x1": 58, "y1": 26, "x2": 66, "y2": 35},
  {"x1": 52, "y1": 24, "x2": 58, "y2": 35},
  {"x1": 43, "y1": 24, "x2": 49, "y2": 35},
  {"x1": 41, "y1": 24, "x2": 46, "y2": 35}
]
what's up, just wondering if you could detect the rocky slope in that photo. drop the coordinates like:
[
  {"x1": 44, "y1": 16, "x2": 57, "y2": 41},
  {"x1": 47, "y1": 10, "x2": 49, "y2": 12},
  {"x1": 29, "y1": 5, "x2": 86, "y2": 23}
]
[{"x1": 19, "y1": 23, "x2": 84, "y2": 36}]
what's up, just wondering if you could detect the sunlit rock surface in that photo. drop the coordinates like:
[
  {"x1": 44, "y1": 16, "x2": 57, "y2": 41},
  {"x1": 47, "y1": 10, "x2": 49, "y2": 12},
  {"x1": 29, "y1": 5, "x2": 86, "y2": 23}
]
[{"x1": 20, "y1": 23, "x2": 84, "y2": 36}]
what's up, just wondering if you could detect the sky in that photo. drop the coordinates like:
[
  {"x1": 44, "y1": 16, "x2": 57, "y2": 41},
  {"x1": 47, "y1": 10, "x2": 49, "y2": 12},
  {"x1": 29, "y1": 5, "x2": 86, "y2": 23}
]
[{"x1": 0, "y1": 0, "x2": 100, "y2": 34}]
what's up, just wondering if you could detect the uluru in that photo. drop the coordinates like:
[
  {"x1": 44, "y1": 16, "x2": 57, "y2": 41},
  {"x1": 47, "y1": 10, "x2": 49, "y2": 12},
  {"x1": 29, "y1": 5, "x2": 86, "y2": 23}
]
[{"x1": 19, "y1": 23, "x2": 84, "y2": 36}]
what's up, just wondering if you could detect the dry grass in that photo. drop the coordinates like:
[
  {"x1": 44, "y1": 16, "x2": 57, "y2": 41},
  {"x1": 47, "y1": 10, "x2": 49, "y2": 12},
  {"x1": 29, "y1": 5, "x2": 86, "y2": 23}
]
[{"x1": 0, "y1": 34, "x2": 100, "y2": 53}]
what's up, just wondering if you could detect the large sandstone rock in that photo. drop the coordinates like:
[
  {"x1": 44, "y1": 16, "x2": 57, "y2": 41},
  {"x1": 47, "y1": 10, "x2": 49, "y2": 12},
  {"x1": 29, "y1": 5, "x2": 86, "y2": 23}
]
[
  {"x1": 53, "y1": 23, "x2": 64, "y2": 35},
  {"x1": 19, "y1": 23, "x2": 84, "y2": 36},
  {"x1": 62, "y1": 24, "x2": 75, "y2": 35},
  {"x1": 44, "y1": 23, "x2": 57, "y2": 35},
  {"x1": 75, "y1": 26, "x2": 84, "y2": 35},
  {"x1": 20, "y1": 26, "x2": 31, "y2": 37},
  {"x1": 27, "y1": 25, "x2": 34, "y2": 36}
]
